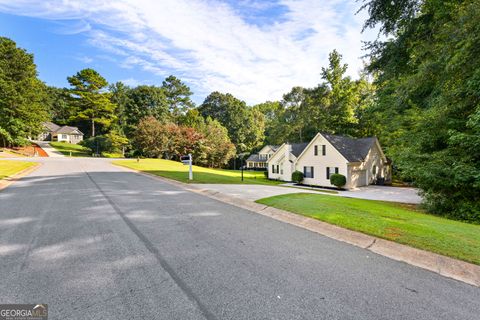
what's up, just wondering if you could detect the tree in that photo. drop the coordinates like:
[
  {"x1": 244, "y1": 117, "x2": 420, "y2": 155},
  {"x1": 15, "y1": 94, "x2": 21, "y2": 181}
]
[
  {"x1": 0, "y1": 37, "x2": 49, "y2": 146},
  {"x1": 197, "y1": 117, "x2": 236, "y2": 167},
  {"x1": 361, "y1": 0, "x2": 480, "y2": 221},
  {"x1": 199, "y1": 92, "x2": 264, "y2": 153},
  {"x1": 46, "y1": 86, "x2": 76, "y2": 125},
  {"x1": 133, "y1": 116, "x2": 169, "y2": 158},
  {"x1": 67, "y1": 68, "x2": 116, "y2": 137},
  {"x1": 123, "y1": 85, "x2": 169, "y2": 136},
  {"x1": 162, "y1": 75, "x2": 194, "y2": 119}
]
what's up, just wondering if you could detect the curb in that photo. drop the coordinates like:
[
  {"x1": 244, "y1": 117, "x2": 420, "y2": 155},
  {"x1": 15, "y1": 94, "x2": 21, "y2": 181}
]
[
  {"x1": 113, "y1": 164, "x2": 480, "y2": 287},
  {"x1": 0, "y1": 163, "x2": 41, "y2": 192}
]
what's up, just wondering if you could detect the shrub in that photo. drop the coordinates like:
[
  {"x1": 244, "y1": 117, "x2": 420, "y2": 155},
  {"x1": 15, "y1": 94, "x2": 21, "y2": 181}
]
[
  {"x1": 330, "y1": 173, "x2": 346, "y2": 189},
  {"x1": 263, "y1": 171, "x2": 268, "y2": 179},
  {"x1": 292, "y1": 170, "x2": 304, "y2": 183}
]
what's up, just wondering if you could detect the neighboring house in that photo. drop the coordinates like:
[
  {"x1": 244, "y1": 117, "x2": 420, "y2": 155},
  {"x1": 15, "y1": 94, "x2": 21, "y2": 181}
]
[
  {"x1": 245, "y1": 145, "x2": 279, "y2": 169},
  {"x1": 267, "y1": 142, "x2": 309, "y2": 181},
  {"x1": 37, "y1": 122, "x2": 60, "y2": 141},
  {"x1": 38, "y1": 122, "x2": 84, "y2": 144},
  {"x1": 267, "y1": 133, "x2": 391, "y2": 189}
]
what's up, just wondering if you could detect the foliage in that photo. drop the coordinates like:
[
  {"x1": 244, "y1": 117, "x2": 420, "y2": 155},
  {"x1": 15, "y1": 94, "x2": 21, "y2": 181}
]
[
  {"x1": 67, "y1": 68, "x2": 116, "y2": 137},
  {"x1": 199, "y1": 91, "x2": 265, "y2": 153},
  {"x1": 80, "y1": 136, "x2": 111, "y2": 155},
  {"x1": 361, "y1": 0, "x2": 480, "y2": 222},
  {"x1": 0, "y1": 37, "x2": 48, "y2": 147},
  {"x1": 162, "y1": 75, "x2": 194, "y2": 119},
  {"x1": 256, "y1": 193, "x2": 480, "y2": 264},
  {"x1": 291, "y1": 170, "x2": 304, "y2": 183},
  {"x1": 196, "y1": 117, "x2": 236, "y2": 167},
  {"x1": 330, "y1": 173, "x2": 346, "y2": 189},
  {"x1": 255, "y1": 51, "x2": 375, "y2": 145},
  {"x1": 122, "y1": 85, "x2": 169, "y2": 136}
]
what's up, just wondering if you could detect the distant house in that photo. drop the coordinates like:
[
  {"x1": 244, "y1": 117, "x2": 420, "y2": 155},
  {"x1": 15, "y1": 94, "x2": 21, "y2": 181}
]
[
  {"x1": 38, "y1": 122, "x2": 84, "y2": 144},
  {"x1": 267, "y1": 133, "x2": 391, "y2": 189},
  {"x1": 245, "y1": 145, "x2": 279, "y2": 169}
]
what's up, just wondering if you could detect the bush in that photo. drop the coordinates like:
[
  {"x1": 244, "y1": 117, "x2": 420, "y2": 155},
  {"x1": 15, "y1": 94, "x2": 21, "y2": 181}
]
[
  {"x1": 330, "y1": 173, "x2": 346, "y2": 189},
  {"x1": 80, "y1": 136, "x2": 111, "y2": 155},
  {"x1": 263, "y1": 171, "x2": 268, "y2": 179},
  {"x1": 292, "y1": 170, "x2": 304, "y2": 183}
]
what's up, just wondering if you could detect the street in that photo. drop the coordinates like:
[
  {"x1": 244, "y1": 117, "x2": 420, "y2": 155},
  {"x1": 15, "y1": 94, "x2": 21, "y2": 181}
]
[{"x1": 0, "y1": 158, "x2": 479, "y2": 319}]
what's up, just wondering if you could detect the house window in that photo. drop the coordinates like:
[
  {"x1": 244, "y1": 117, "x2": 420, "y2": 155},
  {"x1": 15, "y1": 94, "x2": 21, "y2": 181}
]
[
  {"x1": 322, "y1": 145, "x2": 326, "y2": 156},
  {"x1": 326, "y1": 167, "x2": 339, "y2": 179},
  {"x1": 62, "y1": 134, "x2": 67, "y2": 139},
  {"x1": 276, "y1": 165, "x2": 279, "y2": 173},
  {"x1": 314, "y1": 145, "x2": 318, "y2": 156},
  {"x1": 304, "y1": 166, "x2": 314, "y2": 178}
]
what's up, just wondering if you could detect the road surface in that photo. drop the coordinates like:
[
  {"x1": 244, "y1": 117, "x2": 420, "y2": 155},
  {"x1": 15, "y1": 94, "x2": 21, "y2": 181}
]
[{"x1": 0, "y1": 158, "x2": 478, "y2": 319}]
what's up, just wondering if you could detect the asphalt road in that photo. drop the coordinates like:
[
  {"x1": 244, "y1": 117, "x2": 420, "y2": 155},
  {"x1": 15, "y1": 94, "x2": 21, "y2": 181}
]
[{"x1": 1, "y1": 158, "x2": 479, "y2": 319}]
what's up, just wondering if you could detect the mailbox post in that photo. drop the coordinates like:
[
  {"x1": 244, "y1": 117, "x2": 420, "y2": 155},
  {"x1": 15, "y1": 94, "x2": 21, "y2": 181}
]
[{"x1": 181, "y1": 154, "x2": 193, "y2": 180}]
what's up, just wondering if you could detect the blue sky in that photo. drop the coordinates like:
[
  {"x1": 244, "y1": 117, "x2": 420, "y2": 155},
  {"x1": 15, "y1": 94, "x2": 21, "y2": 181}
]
[{"x1": 0, "y1": 0, "x2": 375, "y2": 104}]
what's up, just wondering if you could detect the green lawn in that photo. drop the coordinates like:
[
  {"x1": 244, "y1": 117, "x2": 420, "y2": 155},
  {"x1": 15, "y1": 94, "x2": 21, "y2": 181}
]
[
  {"x1": 0, "y1": 160, "x2": 36, "y2": 180},
  {"x1": 256, "y1": 193, "x2": 480, "y2": 265},
  {"x1": 50, "y1": 141, "x2": 91, "y2": 157},
  {"x1": 112, "y1": 158, "x2": 283, "y2": 185}
]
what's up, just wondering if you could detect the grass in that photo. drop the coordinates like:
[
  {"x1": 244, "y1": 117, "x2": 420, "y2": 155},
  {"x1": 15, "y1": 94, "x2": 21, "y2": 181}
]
[
  {"x1": 256, "y1": 193, "x2": 480, "y2": 265},
  {"x1": 0, "y1": 160, "x2": 36, "y2": 180},
  {"x1": 112, "y1": 158, "x2": 283, "y2": 185},
  {"x1": 50, "y1": 141, "x2": 91, "y2": 157}
]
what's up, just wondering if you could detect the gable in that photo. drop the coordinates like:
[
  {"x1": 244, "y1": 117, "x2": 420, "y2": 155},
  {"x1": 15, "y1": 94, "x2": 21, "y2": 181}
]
[
  {"x1": 267, "y1": 144, "x2": 288, "y2": 164},
  {"x1": 296, "y1": 133, "x2": 349, "y2": 164}
]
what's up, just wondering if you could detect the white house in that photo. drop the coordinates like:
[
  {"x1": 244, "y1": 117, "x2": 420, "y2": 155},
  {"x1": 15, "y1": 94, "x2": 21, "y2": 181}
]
[
  {"x1": 245, "y1": 145, "x2": 279, "y2": 169},
  {"x1": 38, "y1": 122, "x2": 84, "y2": 144},
  {"x1": 267, "y1": 142, "x2": 308, "y2": 181},
  {"x1": 267, "y1": 133, "x2": 391, "y2": 189}
]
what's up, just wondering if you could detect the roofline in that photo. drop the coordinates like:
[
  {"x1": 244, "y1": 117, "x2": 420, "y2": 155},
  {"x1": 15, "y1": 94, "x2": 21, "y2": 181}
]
[
  {"x1": 295, "y1": 132, "x2": 350, "y2": 163},
  {"x1": 266, "y1": 143, "x2": 286, "y2": 164}
]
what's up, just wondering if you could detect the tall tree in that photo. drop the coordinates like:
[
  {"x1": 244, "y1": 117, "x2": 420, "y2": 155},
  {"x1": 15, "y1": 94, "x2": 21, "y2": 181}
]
[
  {"x1": 162, "y1": 75, "x2": 194, "y2": 119},
  {"x1": 361, "y1": 0, "x2": 480, "y2": 221},
  {"x1": 0, "y1": 37, "x2": 49, "y2": 146},
  {"x1": 123, "y1": 85, "x2": 169, "y2": 136},
  {"x1": 67, "y1": 68, "x2": 116, "y2": 137},
  {"x1": 198, "y1": 92, "x2": 264, "y2": 153}
]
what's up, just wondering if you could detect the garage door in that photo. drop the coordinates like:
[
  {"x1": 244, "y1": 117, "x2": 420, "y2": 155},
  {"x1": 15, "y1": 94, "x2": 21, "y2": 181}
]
[{"x1": 357, "y1": 170, "x2": 367, "y2": 187}]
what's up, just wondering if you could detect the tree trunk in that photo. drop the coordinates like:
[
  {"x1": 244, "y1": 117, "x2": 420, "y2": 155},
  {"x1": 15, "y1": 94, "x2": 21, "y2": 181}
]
[{"x1": 91, "y1": 119, "x2": 95, "y2": 137}]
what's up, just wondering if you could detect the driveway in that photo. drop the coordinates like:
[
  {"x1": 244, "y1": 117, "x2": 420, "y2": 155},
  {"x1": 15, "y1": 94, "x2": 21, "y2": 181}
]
[
  {"x1": 33, "y1": 140, "x2": 65, "y2": 157},
  {"x1": 0, "y1": 158, "x2": 477, "y2": 319},
  {"x1": 195, "y1": 183, "x2": 422, "y2": 204}
]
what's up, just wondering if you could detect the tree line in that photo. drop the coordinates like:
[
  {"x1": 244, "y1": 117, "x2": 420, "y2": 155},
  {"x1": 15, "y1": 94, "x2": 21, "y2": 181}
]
[{"x1": 1, "y1": 0, "x2": 479, "y2": 222}]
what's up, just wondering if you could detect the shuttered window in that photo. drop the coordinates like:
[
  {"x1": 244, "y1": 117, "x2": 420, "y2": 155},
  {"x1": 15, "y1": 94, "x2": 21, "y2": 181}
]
[
  {"x1": 304, "y1": 166, "x2": 314, "y2": 178},
  {"x1": 314, "y1": 145, "x2": 318, "y2": 156},
  {"x1": 322, "y1": 145, "x2": 326, "y2": 156}
]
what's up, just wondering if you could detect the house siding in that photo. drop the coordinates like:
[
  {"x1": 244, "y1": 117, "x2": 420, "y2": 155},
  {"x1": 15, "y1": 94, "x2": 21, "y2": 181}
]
[
  {"x1": 346, "y1": 141, "x2": 389, "y2": 188},
  {"x1": 267, "y1": 144, "x2": 295, "y2": 181},
  {"x1": 295, "y1": 134, "x2": 348, "y2": 187}
]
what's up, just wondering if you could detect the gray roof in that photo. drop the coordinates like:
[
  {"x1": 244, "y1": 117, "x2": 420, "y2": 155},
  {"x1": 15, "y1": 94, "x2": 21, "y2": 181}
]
[
  {"x1": 246, "y1": 145, "x2": 280, "y2": 162},
  {"x1": 290, "y1": 142, "x2": 309, "y2": 157},
  {"x1": 43, "y1": 121, "x2": 60, "y2": 132},
  {"x1": 322, "y1": 133, "x2": 376, "y2": 162},
  {"x1": 246, "y1": 154, "x2": 264, "y2": 162},
  {"x1": 55, "y1": 126, "x2": 84, "y2": 135}
]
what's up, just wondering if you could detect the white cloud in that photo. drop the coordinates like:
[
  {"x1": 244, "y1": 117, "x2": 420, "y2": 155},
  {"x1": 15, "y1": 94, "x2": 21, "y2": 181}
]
[{"x1": 0, "y1": 0, "x2": 376, "y2": 104}]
